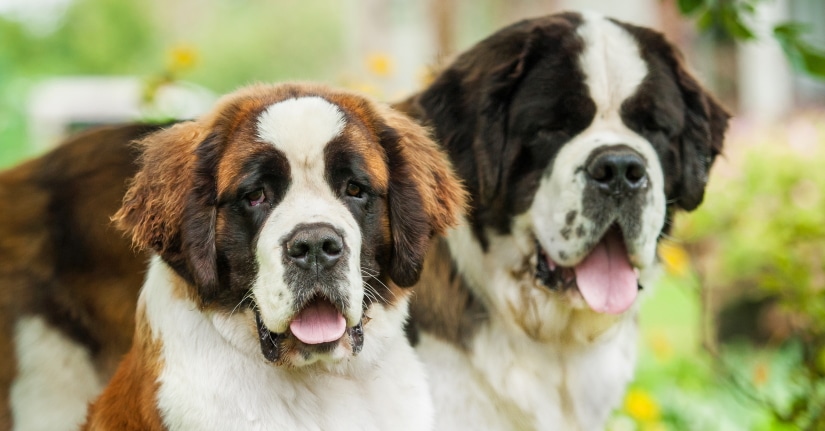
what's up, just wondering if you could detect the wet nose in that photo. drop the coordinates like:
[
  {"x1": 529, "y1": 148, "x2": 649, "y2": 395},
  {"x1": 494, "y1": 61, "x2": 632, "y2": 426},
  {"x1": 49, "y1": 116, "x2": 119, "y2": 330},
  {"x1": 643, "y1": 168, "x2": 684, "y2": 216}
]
[
  {"x1": 285, "y1": 224, "x2": 344, "y2": 271},
  {"x1": 585, "y1": 146, "x2": 648, "y2": 195}
]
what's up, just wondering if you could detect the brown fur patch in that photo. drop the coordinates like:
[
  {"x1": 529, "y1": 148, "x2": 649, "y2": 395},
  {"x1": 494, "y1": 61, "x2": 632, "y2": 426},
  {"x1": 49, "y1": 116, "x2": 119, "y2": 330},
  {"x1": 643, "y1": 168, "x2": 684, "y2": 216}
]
[
  {"x1": 82, "y1": 303, "x2": 165, "y2": 431},
  {"x1": 407, "y1": 238, "x2": 488, "y2": 349},
  {"x1": 0, "y1": 124, "x2": 161, "y2": 427}
]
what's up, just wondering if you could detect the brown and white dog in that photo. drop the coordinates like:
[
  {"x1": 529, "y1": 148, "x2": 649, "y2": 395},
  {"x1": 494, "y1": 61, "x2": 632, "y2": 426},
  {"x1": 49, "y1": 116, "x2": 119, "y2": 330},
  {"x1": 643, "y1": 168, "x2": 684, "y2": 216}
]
[
  {"x1": 398, "y1": 12, "x2": 729, "y2": 430},
  {"x1": 80, "y1": 83, "x2": 465, "y2": 430}
]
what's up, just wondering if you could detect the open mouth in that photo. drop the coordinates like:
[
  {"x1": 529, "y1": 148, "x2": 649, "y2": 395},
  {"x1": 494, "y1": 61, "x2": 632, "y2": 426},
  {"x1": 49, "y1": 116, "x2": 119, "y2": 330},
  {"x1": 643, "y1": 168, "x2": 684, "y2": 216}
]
[
  {"x1": 536, "y1": 224, "x2": 641, "y2": 314},
  {"x1": 255, "y1": 296, "x2": 364, "y2": 362}
]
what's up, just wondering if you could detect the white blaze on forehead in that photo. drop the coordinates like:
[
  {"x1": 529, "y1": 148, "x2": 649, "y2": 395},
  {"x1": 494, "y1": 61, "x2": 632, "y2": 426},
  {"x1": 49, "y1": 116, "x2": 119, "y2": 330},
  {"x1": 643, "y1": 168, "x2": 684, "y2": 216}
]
[
  {"x1": 252, "y1": 95, "x2": 364, "y2": 334},
  {"x1": 578, "y1": 13, "x2": 648, "y2": 117},
  {"x1": 256, "y1": 96, "x2": 345, "y2": 159}
]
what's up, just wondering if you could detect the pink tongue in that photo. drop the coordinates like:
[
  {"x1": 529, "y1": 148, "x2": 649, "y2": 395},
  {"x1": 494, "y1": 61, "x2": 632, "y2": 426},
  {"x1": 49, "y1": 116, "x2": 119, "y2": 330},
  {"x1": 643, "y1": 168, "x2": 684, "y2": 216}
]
[
  {"x1": 573, "y1": 229, "x2": 638, "y2": 314},
  {"x1": 289, "y1": 300, "x2": 346, "y2": 345}
]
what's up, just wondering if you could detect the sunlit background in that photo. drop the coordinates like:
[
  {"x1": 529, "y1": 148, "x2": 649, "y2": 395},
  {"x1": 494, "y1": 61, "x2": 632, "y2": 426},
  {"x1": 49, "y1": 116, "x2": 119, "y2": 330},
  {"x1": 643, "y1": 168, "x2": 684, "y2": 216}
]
[{"x1": 1, "y1": 0, "x2": 823, "y2": 429}]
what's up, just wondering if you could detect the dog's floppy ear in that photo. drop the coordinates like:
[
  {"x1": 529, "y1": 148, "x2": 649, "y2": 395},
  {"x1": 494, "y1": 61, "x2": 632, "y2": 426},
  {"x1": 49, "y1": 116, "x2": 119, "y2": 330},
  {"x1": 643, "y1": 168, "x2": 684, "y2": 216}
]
[
  {"x1": 374, "y1": 106, "x2": 467, "y2": 287},
  {"x1": 672, "y1": 57, "x2": 730, "y2": 211},
  {"x1": 411, "y1": 31, "x2": 537, "y2": 208},
  {"x1": 408, "y1": 18, "x2": 576, "y2": 210},
  {"x1": 653, "y1": 36, "x2": 730, "y2": 211},
  {"x1": 113, "y1": 122, "x2": 223, "y2": 300}
]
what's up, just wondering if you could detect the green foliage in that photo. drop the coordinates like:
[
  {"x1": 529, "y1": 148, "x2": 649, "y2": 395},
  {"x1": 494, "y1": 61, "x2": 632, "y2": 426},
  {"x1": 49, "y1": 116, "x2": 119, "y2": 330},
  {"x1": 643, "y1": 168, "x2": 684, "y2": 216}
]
[
  {"x1": 0, "y1": 0, "x2": 159, "y2": 76},
  {"x1": 774, "y1": 23, "x2": 825, "y2": 79},
  {"x1": 161, "y1": 0, "x2": 346, "y2": 94},
  {"x1": 0, "y1": 0, "x2": 345, "y2": 168},
  {"x1": 674, "y1": 0, "x2": 825, "y2": 80},
  {"x1": 670, "y1": 116, "x2": 825, "y2": 430},
  {"x1": 614, "y1": 278, "x2": 824, "y2": 430},
  {"x1": 680, "y1": 121, "x2": 825, "y2": 340}
]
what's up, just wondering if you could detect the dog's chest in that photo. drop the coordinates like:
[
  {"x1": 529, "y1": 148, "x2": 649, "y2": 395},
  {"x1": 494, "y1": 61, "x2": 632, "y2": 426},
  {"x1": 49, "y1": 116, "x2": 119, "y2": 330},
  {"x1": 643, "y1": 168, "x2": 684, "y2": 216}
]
[
  {"x1": 158, "y1": 361, "x2": 376, "y2": 430},
  {"x1": 418, "y1": 315, "x2": 637, "y2": 431},
  {"x1": 144, "y1": 266, "x2": 431, "y2": 431},
  {"x1": 155, "y1": 335, "x2": 431, "y2": 431}
]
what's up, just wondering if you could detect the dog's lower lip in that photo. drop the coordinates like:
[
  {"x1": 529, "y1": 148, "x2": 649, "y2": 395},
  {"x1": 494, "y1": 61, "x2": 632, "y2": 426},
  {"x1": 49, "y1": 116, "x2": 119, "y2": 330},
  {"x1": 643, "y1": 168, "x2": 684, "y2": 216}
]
[
  {"x1": 256, "y1": 310, "x2": 285, "y2": 362},
  {"x1": 535, "y1": 239, "x2": 576, "y2": 291}
]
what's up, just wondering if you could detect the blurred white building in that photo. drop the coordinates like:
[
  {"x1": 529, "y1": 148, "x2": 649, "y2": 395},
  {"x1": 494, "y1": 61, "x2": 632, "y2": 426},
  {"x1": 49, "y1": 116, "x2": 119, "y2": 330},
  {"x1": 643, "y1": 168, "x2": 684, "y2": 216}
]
[{"x1": 26, "y1": 77, "x2": 214, "y2": 150}]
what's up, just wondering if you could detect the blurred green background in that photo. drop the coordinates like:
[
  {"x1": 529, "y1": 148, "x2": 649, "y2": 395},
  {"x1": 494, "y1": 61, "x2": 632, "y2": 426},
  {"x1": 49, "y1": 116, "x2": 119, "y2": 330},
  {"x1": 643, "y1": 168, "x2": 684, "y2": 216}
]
[
  {"x1": 1, "y1": 0, "x2": 824, "y2": 429},
  {"x1": 0, "y1": 0, "x2": 349, "y2": 166}
]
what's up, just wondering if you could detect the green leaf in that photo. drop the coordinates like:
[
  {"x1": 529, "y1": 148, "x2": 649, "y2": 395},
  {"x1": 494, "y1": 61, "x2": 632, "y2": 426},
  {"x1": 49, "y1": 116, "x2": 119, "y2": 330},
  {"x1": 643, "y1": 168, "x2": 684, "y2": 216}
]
[
  {"x1": 721, "y1": 6, "x2": 756, "y2": 40},
  {"x1": 796, "y1": 45, "x2": 825, "y2": 78},
  {"x1": 773, "y1": 22, "x2": 825, "y2": 80},
  {"x1": 677, "y1": 0, "x2": 706, "y2": 15},
  {"x1": 696, "y1": 9, "x2": 715, "y2": 32},
  {"x1": 774, "y1": 22, "x2": 808, "y2": 39}
]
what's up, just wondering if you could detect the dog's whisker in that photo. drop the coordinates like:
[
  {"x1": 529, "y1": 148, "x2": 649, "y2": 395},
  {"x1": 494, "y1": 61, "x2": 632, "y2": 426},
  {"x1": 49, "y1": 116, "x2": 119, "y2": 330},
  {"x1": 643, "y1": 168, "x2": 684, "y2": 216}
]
[
  {"x1": 230, "y1": 289, "x2": 255, "y2": 317},
  {"x1": 362, "y1": 282, "x2": 388, "y2": 303},
  {"x1": 363, "y1": 273, "x2": 398, "y2": 300},
  {"x1": 361, "y1": 284, "x2": 380, "y2": 303}
]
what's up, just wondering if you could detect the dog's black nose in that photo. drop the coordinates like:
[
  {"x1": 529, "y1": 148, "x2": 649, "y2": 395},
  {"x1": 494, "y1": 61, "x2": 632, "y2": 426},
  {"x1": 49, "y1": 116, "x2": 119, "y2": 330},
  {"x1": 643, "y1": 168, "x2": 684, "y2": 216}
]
[
  {"x1": 585, "y1": 146, "x2": 648, "y2": 195},
  {"x1": 285, "y1": 224, "x2": 344, "y2": 271}
]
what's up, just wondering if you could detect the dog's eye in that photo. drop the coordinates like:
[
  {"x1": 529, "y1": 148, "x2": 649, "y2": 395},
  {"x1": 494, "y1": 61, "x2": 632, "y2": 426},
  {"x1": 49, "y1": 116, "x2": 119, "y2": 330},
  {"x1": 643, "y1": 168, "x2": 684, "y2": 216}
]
[
  {"x1": 345, "y1": 182, "x2": 363, "y2": 198},
  {"x1": 246, "y1": 188, "x2": 266, "y2": 206},
  {"x1": 643, "y1": 118, "x2": 666, "y2": 134}
]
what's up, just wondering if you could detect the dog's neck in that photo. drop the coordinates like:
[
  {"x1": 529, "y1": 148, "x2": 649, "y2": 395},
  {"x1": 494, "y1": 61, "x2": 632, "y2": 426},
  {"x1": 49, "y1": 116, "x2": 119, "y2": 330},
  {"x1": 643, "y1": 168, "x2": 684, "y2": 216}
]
[
  {"x1": 408, "y1": 222, "x2": 641, "y2": 430},
  {"x1": 133, "y1": 257, "x2": 432, "y2": 431}
]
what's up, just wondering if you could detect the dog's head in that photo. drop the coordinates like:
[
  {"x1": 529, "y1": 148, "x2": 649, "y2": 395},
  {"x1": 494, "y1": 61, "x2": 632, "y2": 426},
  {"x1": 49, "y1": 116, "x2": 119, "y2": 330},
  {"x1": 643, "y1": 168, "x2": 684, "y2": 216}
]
[
  {"x1": 114, "y1": 83, "x2": 465, "y2": 366},
  {"x1": 406, "y1": 12, "x2": 728, "y2": 324}
]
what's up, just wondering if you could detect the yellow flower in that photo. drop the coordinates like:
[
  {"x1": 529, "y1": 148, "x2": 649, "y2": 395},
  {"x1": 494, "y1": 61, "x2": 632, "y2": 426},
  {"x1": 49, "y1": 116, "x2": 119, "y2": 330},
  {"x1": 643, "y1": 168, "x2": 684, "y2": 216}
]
[
  {"x1": 168, "y1": 45, "x2": 198, "y2": 72},
  {"x1": 624, "y1": 388, "x2": 661, "y2": 423},
  {"x1": 658, "y1": 242, "x2": 690, "y2": 277},
  {"x1": 366, "y1": 53, "x2": 393, "y2": 77}
]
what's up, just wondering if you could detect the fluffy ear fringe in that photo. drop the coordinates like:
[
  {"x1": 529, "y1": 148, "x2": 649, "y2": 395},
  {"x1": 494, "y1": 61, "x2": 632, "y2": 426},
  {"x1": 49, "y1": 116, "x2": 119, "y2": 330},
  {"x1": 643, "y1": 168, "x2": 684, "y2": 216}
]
[
  {"x1": 112, "y1": 122, "x2": 220, "y2": 295},
  {"x1": 375, "y1": 105, "x2": 468, "y2": 287},
  {"x1": 113, "y1": 122, "x2": 209, "y2": 254}
]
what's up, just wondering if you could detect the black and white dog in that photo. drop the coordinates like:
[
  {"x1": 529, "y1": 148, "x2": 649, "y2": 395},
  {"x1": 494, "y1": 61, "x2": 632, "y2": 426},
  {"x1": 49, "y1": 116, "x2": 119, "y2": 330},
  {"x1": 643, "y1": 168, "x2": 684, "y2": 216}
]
[{"x1": 399, "y1": 11, "x2": 729, "y2": 430}]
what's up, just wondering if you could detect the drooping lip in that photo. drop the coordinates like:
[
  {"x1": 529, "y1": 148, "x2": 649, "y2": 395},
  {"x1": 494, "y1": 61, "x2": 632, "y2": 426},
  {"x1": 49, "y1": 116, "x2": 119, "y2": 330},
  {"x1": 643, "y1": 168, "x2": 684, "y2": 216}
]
[
  {"x1": 254, "y1": 296, "x2": 364, "y2": 363},
  {"x1": 534, "y1": 224, "x2": 643, "y2": 314}
]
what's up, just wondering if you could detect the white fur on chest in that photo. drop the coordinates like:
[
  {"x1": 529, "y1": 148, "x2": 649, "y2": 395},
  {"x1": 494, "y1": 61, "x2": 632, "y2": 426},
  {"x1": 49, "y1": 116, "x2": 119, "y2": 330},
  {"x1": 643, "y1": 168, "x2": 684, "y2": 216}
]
[
  {"x1": 422, "y1": 220, "x2": 643, "y2": 430},
  {"x1": 143, "y1": 259, "x2": 433, "y2": 431},
  {"x1": 418, "y1": 316, "x2": 637, "y2": 431}
]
